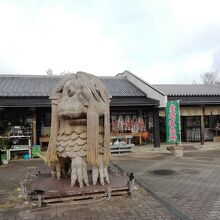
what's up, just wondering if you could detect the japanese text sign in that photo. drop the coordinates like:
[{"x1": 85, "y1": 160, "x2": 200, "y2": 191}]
[{"x1": 166, "y1": 101, "x2": 180, "y2": 144}]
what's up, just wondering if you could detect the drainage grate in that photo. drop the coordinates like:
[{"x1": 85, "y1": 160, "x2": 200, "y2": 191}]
[{"x1": 149, "y1": 169, "x2": 176, "y2": 176}]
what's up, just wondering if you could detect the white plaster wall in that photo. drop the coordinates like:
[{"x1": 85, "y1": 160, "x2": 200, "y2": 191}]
[{"x1": 117, "y1": 71, "x2": 167, "y2": 107}]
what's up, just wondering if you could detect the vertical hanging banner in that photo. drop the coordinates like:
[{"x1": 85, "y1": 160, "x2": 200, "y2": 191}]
[{"x1": 166, "y1": 100, "x2": 180, "y2": 144}]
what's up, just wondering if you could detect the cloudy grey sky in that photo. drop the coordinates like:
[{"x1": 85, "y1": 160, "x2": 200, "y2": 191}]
[{"x1": 0, "y1": 0, "x2": 220, "y2": 84}]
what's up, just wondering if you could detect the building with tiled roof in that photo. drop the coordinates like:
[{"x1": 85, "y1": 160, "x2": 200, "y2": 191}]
[
  {"x1": 1, "y1": 71, "x2": 220, "y2": 149},
  {"x1": 0, "y1": 73, "x2": 164, "y2": 107}
]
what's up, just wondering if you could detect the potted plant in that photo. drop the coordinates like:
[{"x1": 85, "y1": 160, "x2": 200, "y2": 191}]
[
  {"x1": 0, "y1": 138, "x2": 10, "y2": 165},
  {"x1": 1, "y1": 154, "x2": 8, "y2": 165}
]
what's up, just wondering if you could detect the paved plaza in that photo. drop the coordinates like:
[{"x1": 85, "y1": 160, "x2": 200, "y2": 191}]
[
  {"x1": 113, "y1": 144, "x2": 220, "y2": 220},
  {"x1": 1, "y1": 143, "x2": 220, "y2": 219},
  {"x1": 0, "y1": 159, "x2": 176, "y2": 220}
]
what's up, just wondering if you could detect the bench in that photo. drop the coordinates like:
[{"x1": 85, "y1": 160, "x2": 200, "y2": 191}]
[
  {"x1": 110, "y1": 135, "x2": 134, "y2": 154},
  {"x1": 110, "y1": 143, "x2": 134, "y2": 154}
]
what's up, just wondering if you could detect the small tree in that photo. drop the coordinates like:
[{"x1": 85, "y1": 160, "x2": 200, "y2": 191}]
[
  {"x1": 200, "y1": 72, "x2": 219, "y2": 84},
  {"x1": 46, "y1": 68, "x2": 53, "y2": 75}
]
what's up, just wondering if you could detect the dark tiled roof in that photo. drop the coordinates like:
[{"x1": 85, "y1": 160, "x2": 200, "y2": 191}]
[
  {"x1": 153, "y1": 84, "x2": 220, "y2": 96},
  {"x1": 0, "y1": 75, "x2": 145, "y2": 97},
  {"x1": 0, "y1": 75, "x2": 61, "y2": 97},
  {"x1": 100, "y1": 77, "x2": 145, "y2": 96}
]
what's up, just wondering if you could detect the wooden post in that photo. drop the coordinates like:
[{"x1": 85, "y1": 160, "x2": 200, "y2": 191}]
[
  {"x1": 200, "y1": 107, "x2": 205, "y2": 145},
  {"x1": 153, "y1": 107, "x2": 160, "y2": 148},
  {"x1": 139, "y1": 108, "x2": 143, "y2": 117},
  {"x1": 33, "y1": 111, "x2": 37, "y2": 145}
]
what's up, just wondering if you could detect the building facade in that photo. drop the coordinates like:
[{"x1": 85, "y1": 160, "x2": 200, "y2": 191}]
[
  {"x1": 1, "y1": 71, "x2": 220, "y2": 152},
  {"x1": 0, "y1": 71, "x2": 166, "y2": 151},
  {"x1": 154, "y1": 84, "x2": 220, "y2": 144}
]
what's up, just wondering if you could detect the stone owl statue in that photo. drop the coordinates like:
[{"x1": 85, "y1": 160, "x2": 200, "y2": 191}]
[{"x1": 46, "y1": 72, "x2": 111, "y2": 188}]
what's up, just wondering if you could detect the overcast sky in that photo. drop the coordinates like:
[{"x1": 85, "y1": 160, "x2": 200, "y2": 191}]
[{"x1": 0, "y1": 0, "x2": 220, "y2": 84}]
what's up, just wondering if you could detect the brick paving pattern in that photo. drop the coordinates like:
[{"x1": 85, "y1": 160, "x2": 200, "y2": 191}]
[
  {"x1": 0, "y1": 159, "x2": 176, "y2": 220},
  {"x1": 113, "y1": 149, "x2": 220, "y2": 220}
]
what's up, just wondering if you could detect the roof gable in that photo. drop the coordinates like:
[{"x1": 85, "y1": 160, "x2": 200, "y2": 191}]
[{"x1": 117, "y1": 71, "x2": 167, "y2": 107}]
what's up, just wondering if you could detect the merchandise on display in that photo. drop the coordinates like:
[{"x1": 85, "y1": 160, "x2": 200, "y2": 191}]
[{"x1": 111, "y1": 115, "x2": 146, "y2": 133}]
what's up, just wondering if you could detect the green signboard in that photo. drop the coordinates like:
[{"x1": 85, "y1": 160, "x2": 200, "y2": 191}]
[{"x1": 166, "y1": 100, "x2": 181, "y2": 144}]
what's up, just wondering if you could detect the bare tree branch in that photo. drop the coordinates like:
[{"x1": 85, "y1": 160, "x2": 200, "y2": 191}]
[
  {"x1": 200, "y1": 71, "x2": 219, "y2": 84},
  {"x1": 47, "y1": 68, "x2": 53, "y2": 75}
]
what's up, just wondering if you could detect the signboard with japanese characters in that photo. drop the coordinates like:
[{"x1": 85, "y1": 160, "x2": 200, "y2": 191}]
[{"x1": 166, "y1": 100, "x2": 180, "y2": 144}]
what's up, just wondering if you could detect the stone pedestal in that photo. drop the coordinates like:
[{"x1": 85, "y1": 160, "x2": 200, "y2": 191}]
[{"x1": 174, "y1": 146, "x2": 183, "y2": 158}]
